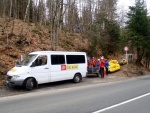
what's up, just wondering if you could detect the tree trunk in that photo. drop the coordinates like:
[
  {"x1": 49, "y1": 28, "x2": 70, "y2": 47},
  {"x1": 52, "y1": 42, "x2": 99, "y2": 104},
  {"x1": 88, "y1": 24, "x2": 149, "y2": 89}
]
[
  {"x1": 9, "y1": 0, "x2": 12, "y2": 18},
  {"x1": 2, "y1": 0, "x2": 6, "y2": 35},
  {"x1": 20, "y1": 0, "x2": 31, "y2": 35},
  {"x1": 11, "y1": 0, "x2": 17, "y2": 34},
  {"x1": 50, "y1": 0, "x2": 54, "y2": 50},
  {"x1": 136, "y1": 47, "x2": 144, "y2": 66},
  {"x1": 59, "y1": 0, "x2": 63, "y2": 30},
  {"x1": 49, "y1": 0, "x2": 62, "y2": 51}
]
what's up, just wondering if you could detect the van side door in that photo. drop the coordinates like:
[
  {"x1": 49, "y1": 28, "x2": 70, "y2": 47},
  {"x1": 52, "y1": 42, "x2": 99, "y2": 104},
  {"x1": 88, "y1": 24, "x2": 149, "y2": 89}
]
[{"x1": 50, "y1": 54, "x2": 67, "y2": 82}]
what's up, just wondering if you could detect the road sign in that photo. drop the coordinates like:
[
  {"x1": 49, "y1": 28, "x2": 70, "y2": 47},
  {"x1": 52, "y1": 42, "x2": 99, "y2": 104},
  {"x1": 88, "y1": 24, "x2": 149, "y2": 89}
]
[
  {"x1": 124, "y1": 46, "x2": 128, "y2": 52},
  {"x1": 124, "y1": 46, "x2": 129, "y2": 64}
]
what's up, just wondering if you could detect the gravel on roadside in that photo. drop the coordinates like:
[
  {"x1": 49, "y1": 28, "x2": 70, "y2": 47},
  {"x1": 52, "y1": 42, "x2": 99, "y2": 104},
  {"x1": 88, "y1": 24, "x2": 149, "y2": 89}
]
[{"x1": 0, "y1": 72, "x2": 129, "y2": 98}]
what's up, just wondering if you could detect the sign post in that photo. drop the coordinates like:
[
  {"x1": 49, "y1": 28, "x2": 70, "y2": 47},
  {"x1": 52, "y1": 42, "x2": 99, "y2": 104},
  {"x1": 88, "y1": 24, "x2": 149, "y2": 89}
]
[{"x1": 124, "y1": 46, "x2": 129, "y2": 64}]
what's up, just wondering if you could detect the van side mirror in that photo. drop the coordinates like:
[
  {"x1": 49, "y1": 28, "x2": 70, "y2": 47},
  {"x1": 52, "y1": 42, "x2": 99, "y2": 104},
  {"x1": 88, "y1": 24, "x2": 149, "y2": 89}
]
[
  {"x1": 16, "y1": 61, "x2": 21, "y2": 66},
  {"x1": 31, "y1": 62, "x2": 35, "y2": 67},
  {"x1": 16, "y1": 61, "x2": 20, "y2": 65},
  {"x1": 16, "y1": 61, "x2": 22, "y2": 67}
]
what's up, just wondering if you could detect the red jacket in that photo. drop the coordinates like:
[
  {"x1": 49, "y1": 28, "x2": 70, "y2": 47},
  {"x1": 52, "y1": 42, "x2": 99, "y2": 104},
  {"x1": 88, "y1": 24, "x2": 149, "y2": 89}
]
[
  {"x1": 92, "y1": 58, "x2": 97, "y2": 67},
  {"x1": 88, "y1": 60, "x2": 91, "y2": 67},
  {"x1": 100, "y1": 59, "x2": 105, "y2": 68}
]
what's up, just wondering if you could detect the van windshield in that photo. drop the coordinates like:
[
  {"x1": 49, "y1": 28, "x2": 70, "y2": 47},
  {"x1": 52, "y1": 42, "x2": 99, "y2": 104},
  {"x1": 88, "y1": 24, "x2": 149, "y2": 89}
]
[{"x1": 19, "y1": 54, "x2": 37, "y2": 66}]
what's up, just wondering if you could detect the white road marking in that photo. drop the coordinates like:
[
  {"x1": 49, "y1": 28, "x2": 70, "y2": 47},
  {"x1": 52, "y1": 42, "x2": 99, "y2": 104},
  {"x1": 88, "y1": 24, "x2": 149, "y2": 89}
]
[{"x1": 92, "y1": 92, "x2": 150, "y2": 113}]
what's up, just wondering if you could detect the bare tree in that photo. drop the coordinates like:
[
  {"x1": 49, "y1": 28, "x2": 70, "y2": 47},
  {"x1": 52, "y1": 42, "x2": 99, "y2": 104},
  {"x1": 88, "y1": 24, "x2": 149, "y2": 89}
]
[
  {"x1": 20, "y1": 0, "x2": 31, "y2": 35},
  {"x1": 38, "y1": 0, "x2": 46, "y2": 26},
  {"x1": 2, "y1": 0, "x2": 6, "y2": 35},
  {"x1": 47, "y1": 0, "x2": 64, "y2": 50},
  {"x1": 9, "y1": 0, "x2": 12, "y2": 18}
]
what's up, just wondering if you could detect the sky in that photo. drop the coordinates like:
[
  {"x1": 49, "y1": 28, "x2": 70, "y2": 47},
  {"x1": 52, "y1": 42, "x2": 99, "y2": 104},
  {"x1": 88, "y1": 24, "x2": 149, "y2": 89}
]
[
  {"x1": 117, "y1": 0, "x2": 150, "y2": 13},
  {"x1": 116, "y1": 0, "x2": 150, "y2": 26}
]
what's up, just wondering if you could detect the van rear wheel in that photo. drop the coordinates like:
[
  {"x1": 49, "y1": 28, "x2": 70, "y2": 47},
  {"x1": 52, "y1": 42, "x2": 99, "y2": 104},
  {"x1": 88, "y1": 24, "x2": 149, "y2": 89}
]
[
  {"x1": 73, "y1": 74, "x2": 81, "y2": 83},
  {"x1": 25, "y1": 78, "x2": 34, "y2": 91}
]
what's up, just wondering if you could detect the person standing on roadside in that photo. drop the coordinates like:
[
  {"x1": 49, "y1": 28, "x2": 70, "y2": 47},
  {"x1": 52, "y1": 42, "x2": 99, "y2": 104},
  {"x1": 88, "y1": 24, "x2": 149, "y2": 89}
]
[
  {"x1": 105, "y1": 59, "x2": 109, "y2": 76},
  {"x1": 87, "y1": 59, "x2": 90, "y2": 68},
  {"x1": 96, "y1": 59, "x2": 100, "y2": 67},
  {"x1": 96, "y1": 59, "x2": 100, "y2": 77},
  {"x1": 92, "y1": 57, "x2": 97, "y2": 67},
  {"x1": 100, "y1": 56, "x2": 105, "y2": 78}
]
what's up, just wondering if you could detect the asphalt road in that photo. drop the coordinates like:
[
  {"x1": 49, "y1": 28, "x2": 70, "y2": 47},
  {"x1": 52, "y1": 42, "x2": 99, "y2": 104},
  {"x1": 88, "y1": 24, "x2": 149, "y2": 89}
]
[{"x1": 0, "y1": 76, "x2": 150, "y2": 113}]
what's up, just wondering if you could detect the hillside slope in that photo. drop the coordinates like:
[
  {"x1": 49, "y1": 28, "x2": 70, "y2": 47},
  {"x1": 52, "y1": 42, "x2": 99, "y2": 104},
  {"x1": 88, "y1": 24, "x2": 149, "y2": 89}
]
[{"x1": 0, "y1": 18, "x2": 89, "y2": 83}]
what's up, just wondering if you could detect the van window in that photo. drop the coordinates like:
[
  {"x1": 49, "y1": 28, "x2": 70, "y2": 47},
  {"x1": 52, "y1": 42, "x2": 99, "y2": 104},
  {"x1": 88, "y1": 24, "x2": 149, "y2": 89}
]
[
  {"x1": 51, "y1": 55, "x2": 65, "y2": 65},
  {"x1": 34, "y1": 55, "x2": 47, "y2": 66},
  {"x1": 66, "y1": 55, "x2": 85, "y2": 64},
  {"x1": 20, "y1": 54, "x2": 37, "y2": 66}
]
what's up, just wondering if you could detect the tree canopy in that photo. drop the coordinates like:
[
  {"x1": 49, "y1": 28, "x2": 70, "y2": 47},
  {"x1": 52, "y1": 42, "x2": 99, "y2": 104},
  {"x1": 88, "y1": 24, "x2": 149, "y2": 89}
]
[{"x1": 126, "y1": 0, "x2": 150, "y2": 66}]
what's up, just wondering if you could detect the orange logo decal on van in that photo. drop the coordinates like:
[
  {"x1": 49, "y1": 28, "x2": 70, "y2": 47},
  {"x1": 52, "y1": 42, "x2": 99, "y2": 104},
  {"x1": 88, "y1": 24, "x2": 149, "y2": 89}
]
[{"x1": 61, "y1": 65, "x2": 66, "y2": 70}]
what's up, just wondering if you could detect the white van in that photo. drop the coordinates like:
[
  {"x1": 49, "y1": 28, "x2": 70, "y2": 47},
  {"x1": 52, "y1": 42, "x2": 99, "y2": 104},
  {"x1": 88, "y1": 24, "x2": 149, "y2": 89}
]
[{"x1": 6, "y1": 51, "x2": 87, "y2": 90}]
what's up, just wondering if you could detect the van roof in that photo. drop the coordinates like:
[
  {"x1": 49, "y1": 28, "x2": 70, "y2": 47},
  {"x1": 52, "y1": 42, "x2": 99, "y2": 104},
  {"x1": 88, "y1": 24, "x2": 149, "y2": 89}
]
[{"x1": 29, "y1": 51, "x2": 86, "y2": 55}]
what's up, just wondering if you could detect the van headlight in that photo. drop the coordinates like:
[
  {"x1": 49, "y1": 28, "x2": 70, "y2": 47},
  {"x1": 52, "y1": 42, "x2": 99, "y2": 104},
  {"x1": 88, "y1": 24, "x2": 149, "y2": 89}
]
[{"x1": 12, "y1": 75, "x2": 20, "y2": 79}]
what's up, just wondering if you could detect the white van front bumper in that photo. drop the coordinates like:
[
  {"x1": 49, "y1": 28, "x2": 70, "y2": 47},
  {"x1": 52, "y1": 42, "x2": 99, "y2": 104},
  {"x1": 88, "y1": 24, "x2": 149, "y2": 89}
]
[{"x1": 6, "y1": 75, "x2": 24, "y2": 86}]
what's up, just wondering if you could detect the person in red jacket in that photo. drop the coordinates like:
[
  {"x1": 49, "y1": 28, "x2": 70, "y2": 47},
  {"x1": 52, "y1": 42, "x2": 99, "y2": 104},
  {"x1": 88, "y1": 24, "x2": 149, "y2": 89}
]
[
  {"x1": 92, "y1": 57, "x2": 97, "y2": 67},
  {"x1": 87, "y1": 59, "x2": 91, "y2": 67},
  {"x1": 99, "y1": 56, "x2": 105, "y2": 78}
]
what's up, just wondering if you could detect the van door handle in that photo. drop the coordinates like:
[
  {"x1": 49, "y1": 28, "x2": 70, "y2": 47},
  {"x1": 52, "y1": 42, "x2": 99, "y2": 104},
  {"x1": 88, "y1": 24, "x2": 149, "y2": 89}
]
[{"x1": 45, "y1": 68, "x2": 49, "y2": 69}]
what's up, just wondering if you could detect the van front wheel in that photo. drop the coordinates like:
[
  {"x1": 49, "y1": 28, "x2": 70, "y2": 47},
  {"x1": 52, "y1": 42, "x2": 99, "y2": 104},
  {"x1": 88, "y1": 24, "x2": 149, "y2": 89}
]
[
  {"x1": 25, "y1": 78, "x2": 34, "y2": 91},
  {"x1": 73, "y1": 74, "x2": 81, "y2": 83}
]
